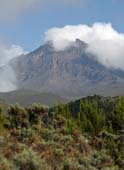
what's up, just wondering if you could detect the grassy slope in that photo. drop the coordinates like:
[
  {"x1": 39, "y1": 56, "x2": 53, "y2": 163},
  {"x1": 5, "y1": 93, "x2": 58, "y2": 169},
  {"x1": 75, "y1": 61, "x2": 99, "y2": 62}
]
[{"x1": 0, "y1": 89, "x2": 68, "y2": 108}]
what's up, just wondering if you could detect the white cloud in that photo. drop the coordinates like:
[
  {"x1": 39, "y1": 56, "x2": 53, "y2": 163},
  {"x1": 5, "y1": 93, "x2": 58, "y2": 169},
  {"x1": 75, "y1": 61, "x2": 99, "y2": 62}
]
[
  {"x1": 45, "y1": 23, "x2": 124, "y2": 70},
  {"x1": 0, "y1": 65, "x2": 17, "y2": 92},
  {"x1": 0, "y1": 44, "x2": 27, "y2": 66},
  {"x1": 0, "y1": 44, "x2": 27, "y2": 92}
]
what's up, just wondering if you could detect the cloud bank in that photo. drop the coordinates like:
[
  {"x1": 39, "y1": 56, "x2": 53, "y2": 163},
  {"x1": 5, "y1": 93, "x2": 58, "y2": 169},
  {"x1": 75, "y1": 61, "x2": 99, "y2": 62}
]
[
  {"x1": 45, "y1": 23, "x2": 124, "y2": 70},
  {"x1": 0, "y1": 44, "x2": 27, "y2": 92}
]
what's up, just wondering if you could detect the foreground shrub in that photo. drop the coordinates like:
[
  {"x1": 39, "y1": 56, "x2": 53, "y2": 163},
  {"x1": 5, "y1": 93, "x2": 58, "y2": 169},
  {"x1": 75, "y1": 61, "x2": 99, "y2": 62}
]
[{"x1": 14, "y1": 148, "x2": 48, "y2": 170}]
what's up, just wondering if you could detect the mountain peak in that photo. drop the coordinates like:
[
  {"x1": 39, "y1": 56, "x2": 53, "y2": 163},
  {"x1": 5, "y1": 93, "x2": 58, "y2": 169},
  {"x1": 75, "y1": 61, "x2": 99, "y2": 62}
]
[
  {"x1": 44, "y1": 40, "x2": 53, "y2": 46},
  {"x1": 10, "y1": 37, "x2": 124, "y2": 98},
  {"x1": 75, "y1": 38, "x2": 87, "y2": 47}
]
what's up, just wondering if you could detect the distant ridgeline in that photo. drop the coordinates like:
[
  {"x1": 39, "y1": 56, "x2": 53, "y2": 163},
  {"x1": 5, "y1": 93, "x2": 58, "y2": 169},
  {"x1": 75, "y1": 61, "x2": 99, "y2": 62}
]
[{"x1": 0, "y1": 95, "x2": 124, "y2": 169}]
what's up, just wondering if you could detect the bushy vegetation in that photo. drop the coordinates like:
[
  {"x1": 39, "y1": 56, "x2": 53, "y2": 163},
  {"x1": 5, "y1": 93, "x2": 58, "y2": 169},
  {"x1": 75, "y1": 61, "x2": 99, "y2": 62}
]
[
  {"x1": 54, "y1": 96, "x2": 124, "y2": 135},
  {"x1": 0, "y1": 95, "x2": 124, "y2": 169}
]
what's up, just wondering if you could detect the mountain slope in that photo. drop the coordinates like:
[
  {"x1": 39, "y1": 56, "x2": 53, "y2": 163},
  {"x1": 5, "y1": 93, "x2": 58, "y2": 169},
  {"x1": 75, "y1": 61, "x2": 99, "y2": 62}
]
[
  {"x1": 10, "y1": 39, "x2": 124, "y2": 98},
  {"x1": 0, "y1": 89, "x2": 68, "y2": 107}
]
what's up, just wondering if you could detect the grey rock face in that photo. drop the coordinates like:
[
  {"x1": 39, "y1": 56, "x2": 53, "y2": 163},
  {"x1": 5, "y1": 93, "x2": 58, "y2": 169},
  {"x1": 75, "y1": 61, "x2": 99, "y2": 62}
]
[{"x1": 10, "y1": 40, "x2": 124, "y2": 98}]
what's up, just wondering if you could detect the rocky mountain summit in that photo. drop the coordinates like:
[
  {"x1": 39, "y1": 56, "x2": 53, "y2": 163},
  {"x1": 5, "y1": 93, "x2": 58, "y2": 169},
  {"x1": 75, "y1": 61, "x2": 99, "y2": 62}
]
[{"x1": 10, "y1": 39, "x2": 124, "y2": 98}]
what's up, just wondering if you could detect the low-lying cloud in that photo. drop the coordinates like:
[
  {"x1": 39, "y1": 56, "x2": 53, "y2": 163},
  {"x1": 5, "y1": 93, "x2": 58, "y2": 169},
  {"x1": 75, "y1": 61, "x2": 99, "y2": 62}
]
[
  {"x1": 0, "y1": 44, "x2": 27, "y2": 66},
  {"x1": 0, "y1": 44, "x2": 27, "y2": 92},
  {"x1": 45, "y1": 23, "x2": 124, "y2": 70}
]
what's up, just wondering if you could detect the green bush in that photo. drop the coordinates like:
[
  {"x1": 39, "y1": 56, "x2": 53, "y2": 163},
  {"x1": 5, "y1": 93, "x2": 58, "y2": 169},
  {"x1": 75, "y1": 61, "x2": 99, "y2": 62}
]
[{"x1": 14, "y1": 148, "x2": 48, "y2": 170}]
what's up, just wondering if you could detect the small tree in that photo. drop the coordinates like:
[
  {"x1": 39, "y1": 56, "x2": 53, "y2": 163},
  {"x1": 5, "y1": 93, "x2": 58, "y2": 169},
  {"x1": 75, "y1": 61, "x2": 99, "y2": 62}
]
[
  {"x1": 110, "y1": 96, "x2": 124, "y2": 131},
  {"x1": 0, "y1": 106, "x2": 4, "y2": 133}
]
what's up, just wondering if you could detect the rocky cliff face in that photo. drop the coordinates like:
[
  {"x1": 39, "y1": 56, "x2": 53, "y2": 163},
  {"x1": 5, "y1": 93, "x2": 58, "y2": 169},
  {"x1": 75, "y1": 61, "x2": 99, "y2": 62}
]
[{"x1": 10, "y1": 39, "x2": 124, "y2": 98}]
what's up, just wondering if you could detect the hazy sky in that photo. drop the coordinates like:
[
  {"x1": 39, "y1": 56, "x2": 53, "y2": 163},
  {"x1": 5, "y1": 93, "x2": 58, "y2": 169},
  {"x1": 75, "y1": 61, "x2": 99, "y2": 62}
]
[{"x1": 0, "y1": 0, "x2": 124, "y2": 51}]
